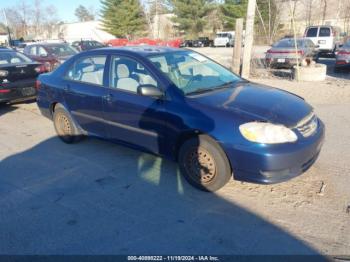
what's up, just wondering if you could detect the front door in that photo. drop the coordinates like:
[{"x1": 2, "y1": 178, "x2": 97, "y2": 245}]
[
  {"x1": 103, "y1": 55, "x2": 165, "y2": 154},
  {"x1": 62, "y1": 55, "x2": 108, "y2": 137}
]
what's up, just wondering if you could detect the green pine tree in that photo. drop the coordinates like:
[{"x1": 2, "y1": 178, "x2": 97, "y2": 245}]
[
  {"x1": 171, "y1": 0, "x2": 214, "y2": 38},
  {"x1": 100, "y1": 0, "x2": 147, "y2": 38},
  {"x1": 220, "y1": 0, "x2": 248, "y2": 30}
]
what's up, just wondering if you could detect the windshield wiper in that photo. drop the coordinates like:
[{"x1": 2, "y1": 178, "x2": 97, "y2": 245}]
[{"x1": 186, "y1": 80, "x2": 241, "y2": 96}]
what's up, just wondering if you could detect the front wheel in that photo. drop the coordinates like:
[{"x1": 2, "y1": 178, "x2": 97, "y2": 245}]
[{"x1": 178, "y1": 135, "x2": 232, "y2": 192}]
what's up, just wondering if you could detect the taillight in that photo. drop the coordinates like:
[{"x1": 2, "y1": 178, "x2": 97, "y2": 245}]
[
  {"x1": 44, "y1": 62, "x2": 52, "y2": 72},
  {"x1": 338, "y1": 51, "x2": 350, "y2": 55},
  {"x1": 0, "y1": 89, "x2": 10, "y2": 93},
  {"x1": 35, "y1": 80, "x2": 41, "y2": 90},
  {"x1": 35, "y1": 65, "x2": 47, "y2": 73},
  {"x1": 0, "y1": 70, "x2": 9, "y2": 77},
  {"x1": 267, "y1": 50, "x2": 303, "y2": 55}
]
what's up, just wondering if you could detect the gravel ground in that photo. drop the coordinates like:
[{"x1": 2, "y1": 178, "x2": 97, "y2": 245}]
[{"x1": 0, "y1": 48, "x2": 349, "y2": 256}]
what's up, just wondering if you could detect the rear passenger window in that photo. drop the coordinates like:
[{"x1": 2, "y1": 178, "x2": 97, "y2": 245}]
[
  {"x1": 319, "y1": 27, "x2": 331, "y2": 37},
  {"x1": 29, "y1": 46, "x2": 37, "y2": 55},
  {"x1": 306, "y1": 28, "x2": 318, "y2": 37},
  {"x1": 66, "y1": 56, "x2": 106, "y2": 86}
]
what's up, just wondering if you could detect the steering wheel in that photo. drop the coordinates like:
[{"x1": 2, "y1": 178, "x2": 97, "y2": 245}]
[{"x1": 184, "y1": 74, "x2": 203, "y2": 90}]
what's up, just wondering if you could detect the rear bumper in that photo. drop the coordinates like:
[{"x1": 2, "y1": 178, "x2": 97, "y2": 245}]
[
  {"x1": 335, "y1": 61, "x2": 350, "y2": 69},
  {"x1": 223, "y1": 120, "x2": 325, "y2": 184},
  {"x1": 267, "y1": 58, "x2": 299, "y2": 68},
  {"x1": 0, "y1": 79, "x2": 37, "y2": 103}
]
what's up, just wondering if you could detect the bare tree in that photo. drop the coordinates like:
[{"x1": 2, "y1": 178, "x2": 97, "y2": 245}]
[
  {"x1": 18, "y1": 0, "x2": 32, "y2": 37},
  {"x1": 256, "y1": 0, "x2": 281, "y2": 44},
  {"x1": 33, "y1": 0, "x2": 43, "y2": 37},
  {"x1": 321, "y1": 0, "x2": 327, "y2": 23},
  {"x1": 43, "y1": 5, "x2": 59, "y2": 39}
]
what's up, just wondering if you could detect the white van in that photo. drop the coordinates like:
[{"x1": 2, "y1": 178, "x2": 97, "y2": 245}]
[
  {"x1": 304, "y1": 26, "x2": 343, "y2": 55},
  {"x1": 214, "y1": 31, "x2": 235, "y2": 47}
]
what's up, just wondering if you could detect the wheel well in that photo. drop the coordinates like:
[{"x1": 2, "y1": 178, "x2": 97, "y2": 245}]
[
  {"x1": 50, "y1": 102, "x2": 58, "y2": 116},
  {"x1": 175, "y1": 131, "x2": 233, "y2": 172},
  {"x1": 175, "y1": 130, "x2": 201, "y2": 160}
]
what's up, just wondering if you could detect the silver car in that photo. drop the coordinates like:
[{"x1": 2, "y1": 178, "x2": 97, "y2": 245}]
[
  {"x1": 266, "y1": 38, "x2": 319, "y2": 68},
  {"x1": 335, "y1": 39, "x2": 350, "y2": 71}
]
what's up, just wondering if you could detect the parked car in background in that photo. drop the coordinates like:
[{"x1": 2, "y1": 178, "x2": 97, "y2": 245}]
[
  {"x1": 266, "y1": 38, "x2": 319, "y2": 68},
  {"x1": 0, "y1": 49, "x2": 46, "y2": 104},
  {"x1": 304, "y1": 26, "x2": 343, "y2": 56},
  {"x1": 15, "y1": 42, "x2": 28, "y2": 53},
  {"x1": 72, "y1": 40, "x2": 106, "y2": 52},
  {"x1": 24, "y1": 43, "x2": 78, "y2": 72},
  {"x1": 214, "y1": 31, "x2": 234, "y2": 47},
  {"x1": 180, "y1": 40, "x2": 193, "y2": 48},
  {"x1": 37, "y1": 46, "x2": 324, "y2": 192},
  {"x1": 192, "y1": 37, "x2": 213, "y2": 47},
  {"x1": 335, "y1": 39, "x2": 350, "y2": 71}
]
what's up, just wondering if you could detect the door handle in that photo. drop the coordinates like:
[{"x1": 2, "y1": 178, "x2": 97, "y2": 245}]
[
  {"x1": 103, "y1": 94, "x2": 113, "y2": 102},
  {"x1": 63, "y1": 84, "x2": 70, "y2": 92}
]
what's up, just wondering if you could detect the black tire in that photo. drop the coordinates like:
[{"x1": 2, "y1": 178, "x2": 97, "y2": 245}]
[
  {"x1": 53, "y1": 104, "x2": 83, "y2": 144},
  {"x1": 178, "y1": 135, "x2": 232, "y2": 192}
]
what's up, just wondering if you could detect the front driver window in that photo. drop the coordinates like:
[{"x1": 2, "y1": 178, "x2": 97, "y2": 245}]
[
  {"x1": 110, "y1": 56, "x2": 158, "y2": 93},
  {"x1": 66, "y1": 56, "x2": 107, "y2": 86}
]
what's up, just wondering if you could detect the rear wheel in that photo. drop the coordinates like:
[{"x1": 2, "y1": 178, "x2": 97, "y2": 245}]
[
  {"x1": 53, "y1": 104, "x2": 83, "y2": 144},
  {"x1": 178, "y1": 135, "x2": 232, "y2": 192}
]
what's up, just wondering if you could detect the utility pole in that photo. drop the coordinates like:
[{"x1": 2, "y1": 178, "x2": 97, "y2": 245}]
[
  {"x1": 241, "y1": 0, "x2": 257, "y2": 79},
  {"x1": 232, "y1": 18, "x2": 244, "y2": 75}
]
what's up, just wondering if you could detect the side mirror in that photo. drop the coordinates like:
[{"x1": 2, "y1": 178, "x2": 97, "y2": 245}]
[
  {"x1": 137, "y1": 84, "x2": 164, "y2": 98},
  {"x1": 315, "y1": 45, "x2": 320, "y2": 48}
]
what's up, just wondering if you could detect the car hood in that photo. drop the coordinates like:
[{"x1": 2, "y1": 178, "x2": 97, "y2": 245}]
[{"x1": 191, "y1": 82, "x2": 313, "y2": 127}]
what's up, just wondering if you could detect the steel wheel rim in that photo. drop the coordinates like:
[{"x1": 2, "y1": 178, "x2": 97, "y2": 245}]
[
  {"x1": 185, "y1": 146, "x2": 217, "y2": 184},
  {"x1": 56, "y1": 113, "x2": 71, "y2": 136}
]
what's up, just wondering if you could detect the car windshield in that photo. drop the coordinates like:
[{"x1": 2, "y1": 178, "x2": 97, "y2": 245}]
[
  {"x1": 148, "y1": 51, "x2": 241, "y2": 95},
  {"x1": 0, "y1": 51, "x2": 32, "y2": 64},
  {"x1": 343, "y1": 40, "x2": 350, "y2": 48},
  {"x1": 273, "y1": 39, "x2": 304, "y2": 48},
  {"x1": 47, "y1": 44, "x2": 78, "y2": 57},
  {"x1": 87, "y1": 41, "x2": 104, "y2": 47},
  {"x1": 217, "y1": 33, "x2": 228, "y2": 38}
]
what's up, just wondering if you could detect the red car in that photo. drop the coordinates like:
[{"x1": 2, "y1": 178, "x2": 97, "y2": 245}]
[{"x1": 23, "y1": 43, "x2": 78, "y2": 71}]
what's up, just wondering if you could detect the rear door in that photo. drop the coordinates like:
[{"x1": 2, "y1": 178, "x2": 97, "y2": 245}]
[
  {"x1": 305, "y1": 27, "x2": 319, "y2": 46},
  {"x1": 318, "y1": 27, "x2": 333, "y2": 51},
  {"x1": 62, "y1": 55, "x2": 108, "y2": 137}
]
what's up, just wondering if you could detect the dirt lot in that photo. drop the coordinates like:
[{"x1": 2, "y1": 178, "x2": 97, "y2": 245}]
[{"x1": 0, "y1": 48, "x2": 349, "y2": 256}]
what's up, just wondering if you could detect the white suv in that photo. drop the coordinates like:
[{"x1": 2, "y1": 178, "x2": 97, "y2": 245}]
[{"x1": 304, "y1": 26, "x2": 343, "y2": 55}]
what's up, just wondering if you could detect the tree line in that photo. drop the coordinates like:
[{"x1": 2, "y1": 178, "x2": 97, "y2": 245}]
[{"x1": 100, "y1": 0, "x2": 278, "y2": 41}]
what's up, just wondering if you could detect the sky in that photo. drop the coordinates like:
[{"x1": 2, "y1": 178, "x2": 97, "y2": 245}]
[{"x1": 1, "y1": 0, "x2": 103, "y2": 23}]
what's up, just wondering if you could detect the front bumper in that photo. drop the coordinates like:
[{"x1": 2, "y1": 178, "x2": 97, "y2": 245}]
[
  {"x1": 0, "y1": 79, "x2": 37, "y2": 103},
  {"x1": 223, "y1": 120, "x2": 325, "y2": 184}
]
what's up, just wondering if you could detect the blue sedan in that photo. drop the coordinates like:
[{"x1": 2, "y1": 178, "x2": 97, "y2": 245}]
[{"x1": 36, "y1": 46, "x2": 325, "y2": 192}]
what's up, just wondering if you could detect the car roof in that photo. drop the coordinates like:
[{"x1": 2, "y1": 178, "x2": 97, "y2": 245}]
[
  {"x1": 28, "y1": 42, "x2": 67, "y2": 47},
  {"x1": 0, "y1": 48, "x2": 15, "y2": 52},
  {"x1": 90, "y1": 45, "x2": 184, "y2": 57}
]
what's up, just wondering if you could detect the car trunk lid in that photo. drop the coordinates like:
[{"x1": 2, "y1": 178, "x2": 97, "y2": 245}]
[{"x1": 0, "y1": 62, "x2": 42, "y2": 82}]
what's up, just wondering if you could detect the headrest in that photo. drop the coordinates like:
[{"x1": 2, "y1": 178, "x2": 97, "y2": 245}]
[
  {"x1": 117, "y1": 64, "x2": 130, "y2": 78},
  {"x1": 153, "y1": 62, "x2": 162, "y2": 69}
]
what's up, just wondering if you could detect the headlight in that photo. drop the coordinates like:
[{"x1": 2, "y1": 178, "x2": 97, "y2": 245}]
[{"x1": 239, "y1": 122, "x2": 298, "y2": 144}]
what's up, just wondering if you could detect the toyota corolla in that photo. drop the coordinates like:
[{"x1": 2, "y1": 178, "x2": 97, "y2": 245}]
[{"x1": 36, "y1": 46, "x2": 325, "y2": 192}]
